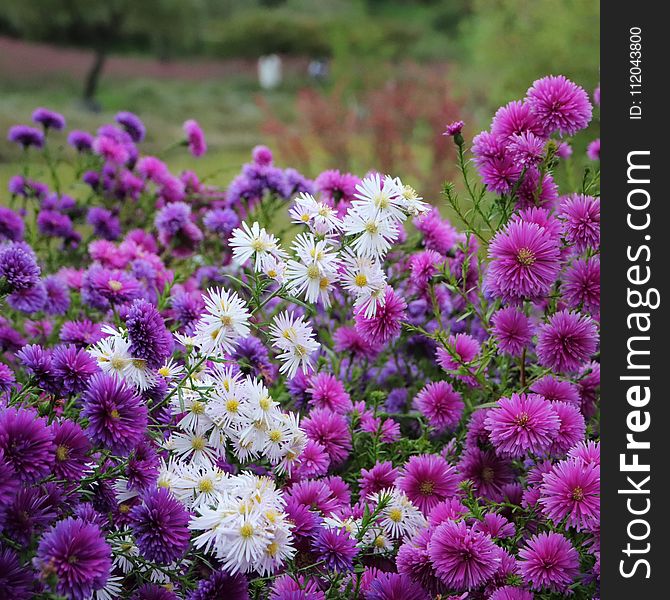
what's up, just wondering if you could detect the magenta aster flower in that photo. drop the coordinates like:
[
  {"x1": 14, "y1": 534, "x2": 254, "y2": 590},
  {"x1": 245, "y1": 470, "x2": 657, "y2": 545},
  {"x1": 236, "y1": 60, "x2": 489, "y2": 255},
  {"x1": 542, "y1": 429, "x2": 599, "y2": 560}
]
[
  {"x1": 489, "y1": 586, "x2": 534, "y2": 600},
  {"x1": 568, "y1": 440, "x2": 600, "y2": 466},
  {"x1": 295, "y1": 439, "x2": 330, "y2": 478},
  {"x1": 436, "y1": 333, "x2": 480, "y2": 386},
  {"x1": 0, "y1": 406, "x2": 55, "y2": 482},
  {"x1": 486, "y1": 219, "x2": 561, "y2": 302},
  {"x1": 366, "y1": 572, "x2": 430, "y2": 600},
  {"x1": 428, "y1": 498, "x2": 468, "y2": 526},
  {"x1": 81, "y1": 265, "x2": 143, "y2": 310},
  {"x1": 311, "y1": 526, "x2": 359, "y2": 572},
  {"x1": 396, "y1": 454, "x2": 460, "y2": 513},
  {"x1": 485, "y1": 393, "x2": 560, "y2": 458},
  {"x1": 559, "y1": 194, "x2": 600, "y2": 252},
  {"x1": 315, "y1": 169, "x2": 360, "y2": 204},
  {"x1": 354, "y1": 287, "x2": 407, "y2": 345},
  {"x1": 549, "y1": 401, "x2": 586, "y2": 455},
  {"x1": 536, "y1": 309, "x2": 598, "y2": 372},
  {"x1": 587, "y1": 138, "x2": 600, "y2": 161},
  {"x1": 562, "y1": 256, "x2": 600, "y2": 315},
  {"x1": 81, "y1": 373, "x2": 148, "y2": 455},
  {"x1": 414, "y1": 381, "x2": 464, "y2": 431},
  {"x1": 302, "y1": 408, "x2": 352, "y2": 465},
  {"x1": 287, "y1": 479, "x2": 340, "y2": 515},
  {"x1": 116, "y1": 111, "x2": 146, "y2": 143},
  {"x1": 428, "y1": 520, "x2": 500, "y2": 591},
  {"x1": 130, "y1": 487, "x2": 190, "y2": 564},
  {"x1": 458, "y1": 446, "x2": 516, "y2": 501},
  {"x1": 530, "y1": 375, "x2": 580, "y2": 407},
  {"x1": 308, "y1": 372, "x2": 352, "y2": 413},
  {"x1": 443, "y1": 120, "x2": 464, "y2": 137},
  {"x1": 526, "y1": 75, "x2": 592, "y2": 136},
  {"x1": 359, "y1": 460, "x2": 399, "y2": 496},
  {"x1": 271, "y1": 574, "x2": 325, "y2": 600},
  {"x1": 414, "y1": 208, "x2": 457, "y2": 254},
  {"x1": 518, "y1": 531, "x2": 579, "y2": 592},
  {"x1": 35, "y1": 517, "x2": 112, "y2": 600},
  {"x1": 508, "y1": 132, "x2": 546, "y2": 167},
  {"x1": 396, "y1": 528, "x2": 444, "y2": 595},
  {"x1": 490, "y1": 100, "x2": 545, "y2": 141},
  {"x1": 540, "y1": 457, "x2": 600, "y2": 531},
  {"x1": 184, "y1": 119, "x2": 207, "y2": 157},
  {"x1": 472, "y1": 512, "x2": 515, "y2": 540},
  {"x1": 490, "y1": 306, "x2": 532, "y2": 356}
]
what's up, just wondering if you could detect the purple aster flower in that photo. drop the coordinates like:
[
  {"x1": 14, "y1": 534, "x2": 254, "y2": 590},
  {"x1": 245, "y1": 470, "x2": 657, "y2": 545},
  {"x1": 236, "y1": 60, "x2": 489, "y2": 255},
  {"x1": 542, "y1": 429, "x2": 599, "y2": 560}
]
[
  {"x1": 170, "y1": 290, "x2": 204, "y2": 332},
  {"x1": 0, "y1": 406, "x2": 55, "y2": 482},
  {"x1": 559, "y1": 194, "x2": 600, "y2": 252},
  {"x1": 308, "y1": 372, "x2": 352, "y2": 413},
  {"x1": 568, "y1": 440, "x2": 600, "y2": 466},
  {"x1": 284, "y1": 167, "x2": 315, "y2": 196},
  {"x1": 514, "y1": 168, "x2": 560, "y2": 210},
  {"x1": 302, "y1": 408, "x2": 352, "y2": 465},
  {"x1": 490, "y1": 307, "x2": 532, "y2": 356},
  {"x1": 366, "y1": 572, "x2": 430, "y2": 600},
  {"x1": 359, "y1": 461, "x2": 399, "y2": 496},
  {"x1": 92, "y1": 134, "x2": 130, "y2": 165},
  {"x1": 408, "y1": 249, "x2": 442, "y2": 295},
  {"x1": 333, "y1": 325, "x2": 381, "y2": 359},
  {"x1": 311, "y1": 526, "x2": 358, "y2": 572},
  {"x1": 59, "y1": 319, "x2": 105, "y2": 347},
  {"x1": 396, "y1": 454, "x2": 460, "y2": 513},
  {"x1": 0, "y1": 242, "x2": 41, "y2": 293},
  {"x1": 355, "y1": 287, "x2": 406, "y2": 345},
  {"x1": 396, "y1": 528, "x2": 444, "y2": 595},
  {"x1": 485, "y1": 393, "x2": 560, "y2": 458},
  {"x1": 540, "y1": 457, "x2": 600, "y2": 530},
  {"x1": 414, "y1": 381, "x2": 464, "y2": 432},
  {"x1": 490, "y1": 100, "x2": 546, "y2": 141},
  {"x1": 0, "y1": 206, "x2": 25, "y2": 242},
  {"x1": 17, "y1": 343, "x2": 58, "y2": 391},
  {"x1": 508, "y1": 131, "x2": 546, "y2": 167},
  {"x1": 562, "y1": 256, "x2": 600, "y2": 314},
  {"x1": 87, "y1": 207, "x2": 121, "y2": 241},
  {"x1": 35, "y1": 517, "x2": 111, "y2": 600},
  {"x1": 472, "y1": 132, "x2": 522, "y2": 194},
  {"x1": 435, "y1": 333, "x2": 480, "y2": 386},
  {"x1": 51, "y1": 343, "x2": 99, "y2": 394},
  {"x1": 130, "y1": 488, "x2": 191, "y2": 564},
  {"x1": 385, "y1": 387, "x2": 408, "y2": 413},
  {"x1": 443, "y1": 120, "x2": 464, "y2": 137},
  {"x1": 587, "y1": 138, "x2": 600, "y2": 161},
  {"x1": 184, "y1": 119, "x2": 207, "y2": 157},
  {"x1": 295, "y1": 439, "x2": 330, "y2": 478},
  {"x1": 486, "y1": 219, "x2": 561, "y2": 302},
  {"x1": 7, "y1": 124, "x2": 44, "y2": 149},
  {"x1": 530, "y1": 375, "x2": 580, "y2": 407},
  {"x1": 187, "y1": 570, "x2": 249, "y2": 600},
  {"x1": 526, "y1": 75, "x2": 592, "y2": 136},
  {"x1": 43, "y1": 275, "x2": 71, "y2": 315},
  {"x1": 518, "y1": 531, "x2": 579, "y2": 592},
  {"x1": 116, "y1": 111, "x2": 146, "y2": 143},
  {"x1": 428, "y1": 520, "x2": 500, "y2": 591},
  {"x1": 489, "y1": 586, "x2": 534, "y2": 600},
  {"x1": 32, "y1": 107, "x2": 66, "y2": 131},
  {"x1": 37, "y1": 209, "x2": 73, "y2": 238},
  {"x1": 414, "y1": 208, "x2": 457, "y2": 254},
  {"x1": 203, "y1": 207, "x2": 239, "y2": 237},
  {"x1": 125, "y1": 440, "x2": 159, "y2": 492},
  {"x1": 81, "y1": 265, "x2": 144, "y2": 310},
  {"x1": 458, "y1": 447, "x2": 516, "y2": 501},
  {"x1": 0, "y1": 546, "x2": 33, "y2": 599},
  {"x1": 0, "y1": 448, "x2": 20, "y2": 508},
  {"x1": 7, "y1": 278, "x2": 47, "y2": 313},
  {"x1": 472, "y1": 512, "x2": 515, "y2": 539},
  {"x1": 81, "y1": 373, "x2": 148, "y2": 455},
  {"x1": 0, "y1": 363, "x2": 16, "y2": 393},
  {"x1": 537, "y1": 309, "x2": 598, "y2": 372},
  {"x1": 67, "y1": 130, "x2": 94, "y2": 152},
  {"x1": 155, "y1": 202, "x2": 203, "y2": 257},
  {"x1": 131, "y1": 584, "x2": 178, "y2": 600},
  {"x1": 270, "y1": 574, "x2": 325, "y2": 600},
  {"x1": 231, "y1": 335, "x2": 278, "y2": 383},
  {"x1": 315, "y1": 169, "x2": 360, "y2": 204},
  {"x1": 126, "y1": 298, "x2": 173, "y2": 370},
  {"x1": 51, "y1": 419, "x2": 91, "y2": 480},
  {"x1": 549, "y1": 401, "x2": 586, "y2": 456},
  {"x1": 2, "y1": 485, "x2": 58, "y2": 543}
]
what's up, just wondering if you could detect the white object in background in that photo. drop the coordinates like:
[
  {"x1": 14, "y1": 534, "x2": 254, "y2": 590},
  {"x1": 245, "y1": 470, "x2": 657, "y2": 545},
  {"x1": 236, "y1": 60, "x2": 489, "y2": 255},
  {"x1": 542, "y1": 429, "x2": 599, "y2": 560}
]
[{"x1": 258, "y1": 54, "x2": 282, "y2": 90}]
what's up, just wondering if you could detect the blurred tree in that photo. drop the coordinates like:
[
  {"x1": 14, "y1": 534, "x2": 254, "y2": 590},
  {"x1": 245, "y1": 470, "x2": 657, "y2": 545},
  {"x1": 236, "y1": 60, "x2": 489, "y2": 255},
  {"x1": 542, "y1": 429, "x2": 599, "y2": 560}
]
[{"x1": 2, "y1": 0, "x2": 209, "y2": 107}]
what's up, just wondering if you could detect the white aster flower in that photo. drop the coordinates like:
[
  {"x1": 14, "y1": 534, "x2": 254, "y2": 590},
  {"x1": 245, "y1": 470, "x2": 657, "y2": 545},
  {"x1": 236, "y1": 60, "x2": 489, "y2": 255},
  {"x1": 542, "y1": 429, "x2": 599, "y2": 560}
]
[
  {"x1": 269, "y1": 311, "x2": 320, "y2": 377},
  {"x1": 193, "y1": 287, "x2": 251, "y2": 354},
  {"x1": 342, "y1": 207, "x2": 399, "y2": 260},
  {"x1": 229, "y1": 221, "x2": 282, "y2": 271},
  {"x1": 352, "y1": 173, "x2": 406, "y2": 223}
]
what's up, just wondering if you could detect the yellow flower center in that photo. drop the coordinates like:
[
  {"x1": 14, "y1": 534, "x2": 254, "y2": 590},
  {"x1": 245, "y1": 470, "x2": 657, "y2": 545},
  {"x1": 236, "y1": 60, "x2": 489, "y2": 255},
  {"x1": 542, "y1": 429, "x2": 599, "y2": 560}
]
[
  {"x1": 107, "y1": 279, "x2": 123, "y2": 292},
  {"x1": 268, "y1": 429, "x2": 282, "y2": 443},
  {"x1": 191, "y1": 401, "x2": 205, "y2": 414},
  {"x1": 110, "y1": 409, "x2": 120, "y2": 419},
  {"x1": 191, "y1": 436, "x2": 206, "y2": 451},
  {"x1": 355, "y1": 274, "x2": 368, "y2": 288},
  {"x1": 198, "y1": 478, "x2": 214, "y2": 493},
  {"x1": 419, "y1": 480, "x2": 434, "y2": 495},
  {"x1": 517, "y1": 247, "x2": 536, "y2": 266},
  {"x1": 307, "y1": 265, "x2": 320, "y2": 280},
  {"x1": 226, "y1": 399, "x2": 240, "y2": 413},
  {"x1": 388, "y1": 508, "x2": 403, "y2": 523},
  {"x1": 56, "y1": 445, "x2": 69, "y2": 461},
  {"x1": 365, "y1": 221, "x2": 378, "y2": 234},
  {"x1": 240, "y1": 523, "x2": 254, "y2": 538}
]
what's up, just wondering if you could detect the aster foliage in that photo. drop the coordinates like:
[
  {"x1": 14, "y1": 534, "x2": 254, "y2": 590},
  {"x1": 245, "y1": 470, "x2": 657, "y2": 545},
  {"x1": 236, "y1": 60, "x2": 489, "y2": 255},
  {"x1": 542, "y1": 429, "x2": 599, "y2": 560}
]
[{"x1": 0, "y1": 74, "x2": 599, "y2": 599}]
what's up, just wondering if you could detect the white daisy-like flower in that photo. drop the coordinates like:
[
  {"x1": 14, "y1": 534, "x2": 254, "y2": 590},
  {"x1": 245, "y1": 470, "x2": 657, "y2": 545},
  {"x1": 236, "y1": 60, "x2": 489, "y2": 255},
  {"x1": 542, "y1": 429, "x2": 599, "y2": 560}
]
[
  {"x1": 342, "y1": 207, "x2": 399, "y2": 260},
  {"x1": 339, "y1": 249, "x2": 388, "y2": 317},
  {"x1": 169, "y1": 427, "x2": 218, "y2": 466},
  {"x1": 171, "y1": 390, "x2": 213, "y2": 433},
  {"x1": 157, "y1": 358, "x2": 185, "y2": 380},
  {"x1": 268, "y1": 311, "x2": 320, "y2": 377},
  {"x1": 88, "y1": 329, "x2": 132, "y2": 379},
  {"x1": 229, "y1": 221, "x2": 282, "y2": 271},
  {"x1": 241, "y1": 377, "x2": 280, "y2": 427},
  {"x1": 289, "y1": 192, "x2": 320, "y2": 226},
  {"x1": 172, "y1": 462, "x2": 228, "y2": 509},
  {"x1": 395, "y1": 179, "x2": 429, "y2": 216},
  {"x1": 352, "y1": 173, "x2": 406, "y2": 223},
  {"x1": 370, "y1": 488, "x2": 427, "y2": 541},
  {"x1": 193, "y1": 287, "x2": 251, "y2": 355},
  {"x1": 91, "y1": 574, "x2": 123, "y2": 600},
  {"x1": 261, "y1": 254, "x2": 287, "y2": 283},
  {"x1": 111, "y1": 533, "x2": 139, "y2": 574}
]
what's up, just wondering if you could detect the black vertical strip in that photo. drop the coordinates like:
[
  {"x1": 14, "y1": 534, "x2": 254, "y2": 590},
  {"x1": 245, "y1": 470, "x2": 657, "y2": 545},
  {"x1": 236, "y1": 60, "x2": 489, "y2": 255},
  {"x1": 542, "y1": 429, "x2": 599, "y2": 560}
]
[{"x1": 601, "y1": 3, "x2": 668, "y2": 597}]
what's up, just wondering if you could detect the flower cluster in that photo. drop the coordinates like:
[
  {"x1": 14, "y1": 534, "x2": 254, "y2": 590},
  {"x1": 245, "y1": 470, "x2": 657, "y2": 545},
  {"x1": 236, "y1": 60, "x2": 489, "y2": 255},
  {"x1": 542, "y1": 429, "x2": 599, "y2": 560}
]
[{"x1": 0, "y1": 74, "x2": 599, "y2": 600}]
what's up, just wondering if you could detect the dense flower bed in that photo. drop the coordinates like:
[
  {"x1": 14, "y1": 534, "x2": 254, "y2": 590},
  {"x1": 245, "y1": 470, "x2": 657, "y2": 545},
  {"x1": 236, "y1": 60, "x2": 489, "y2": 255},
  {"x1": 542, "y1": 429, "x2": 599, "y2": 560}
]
[{"x1": 0, "y1": 75, "x2": 600, "y2": 600}]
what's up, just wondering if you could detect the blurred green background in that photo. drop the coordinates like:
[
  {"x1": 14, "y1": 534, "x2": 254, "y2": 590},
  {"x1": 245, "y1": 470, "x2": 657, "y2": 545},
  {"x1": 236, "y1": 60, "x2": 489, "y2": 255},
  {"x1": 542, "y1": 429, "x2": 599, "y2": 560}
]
[{"x1": 0, "y1": 0, "x2": 599, "y2": 198}]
